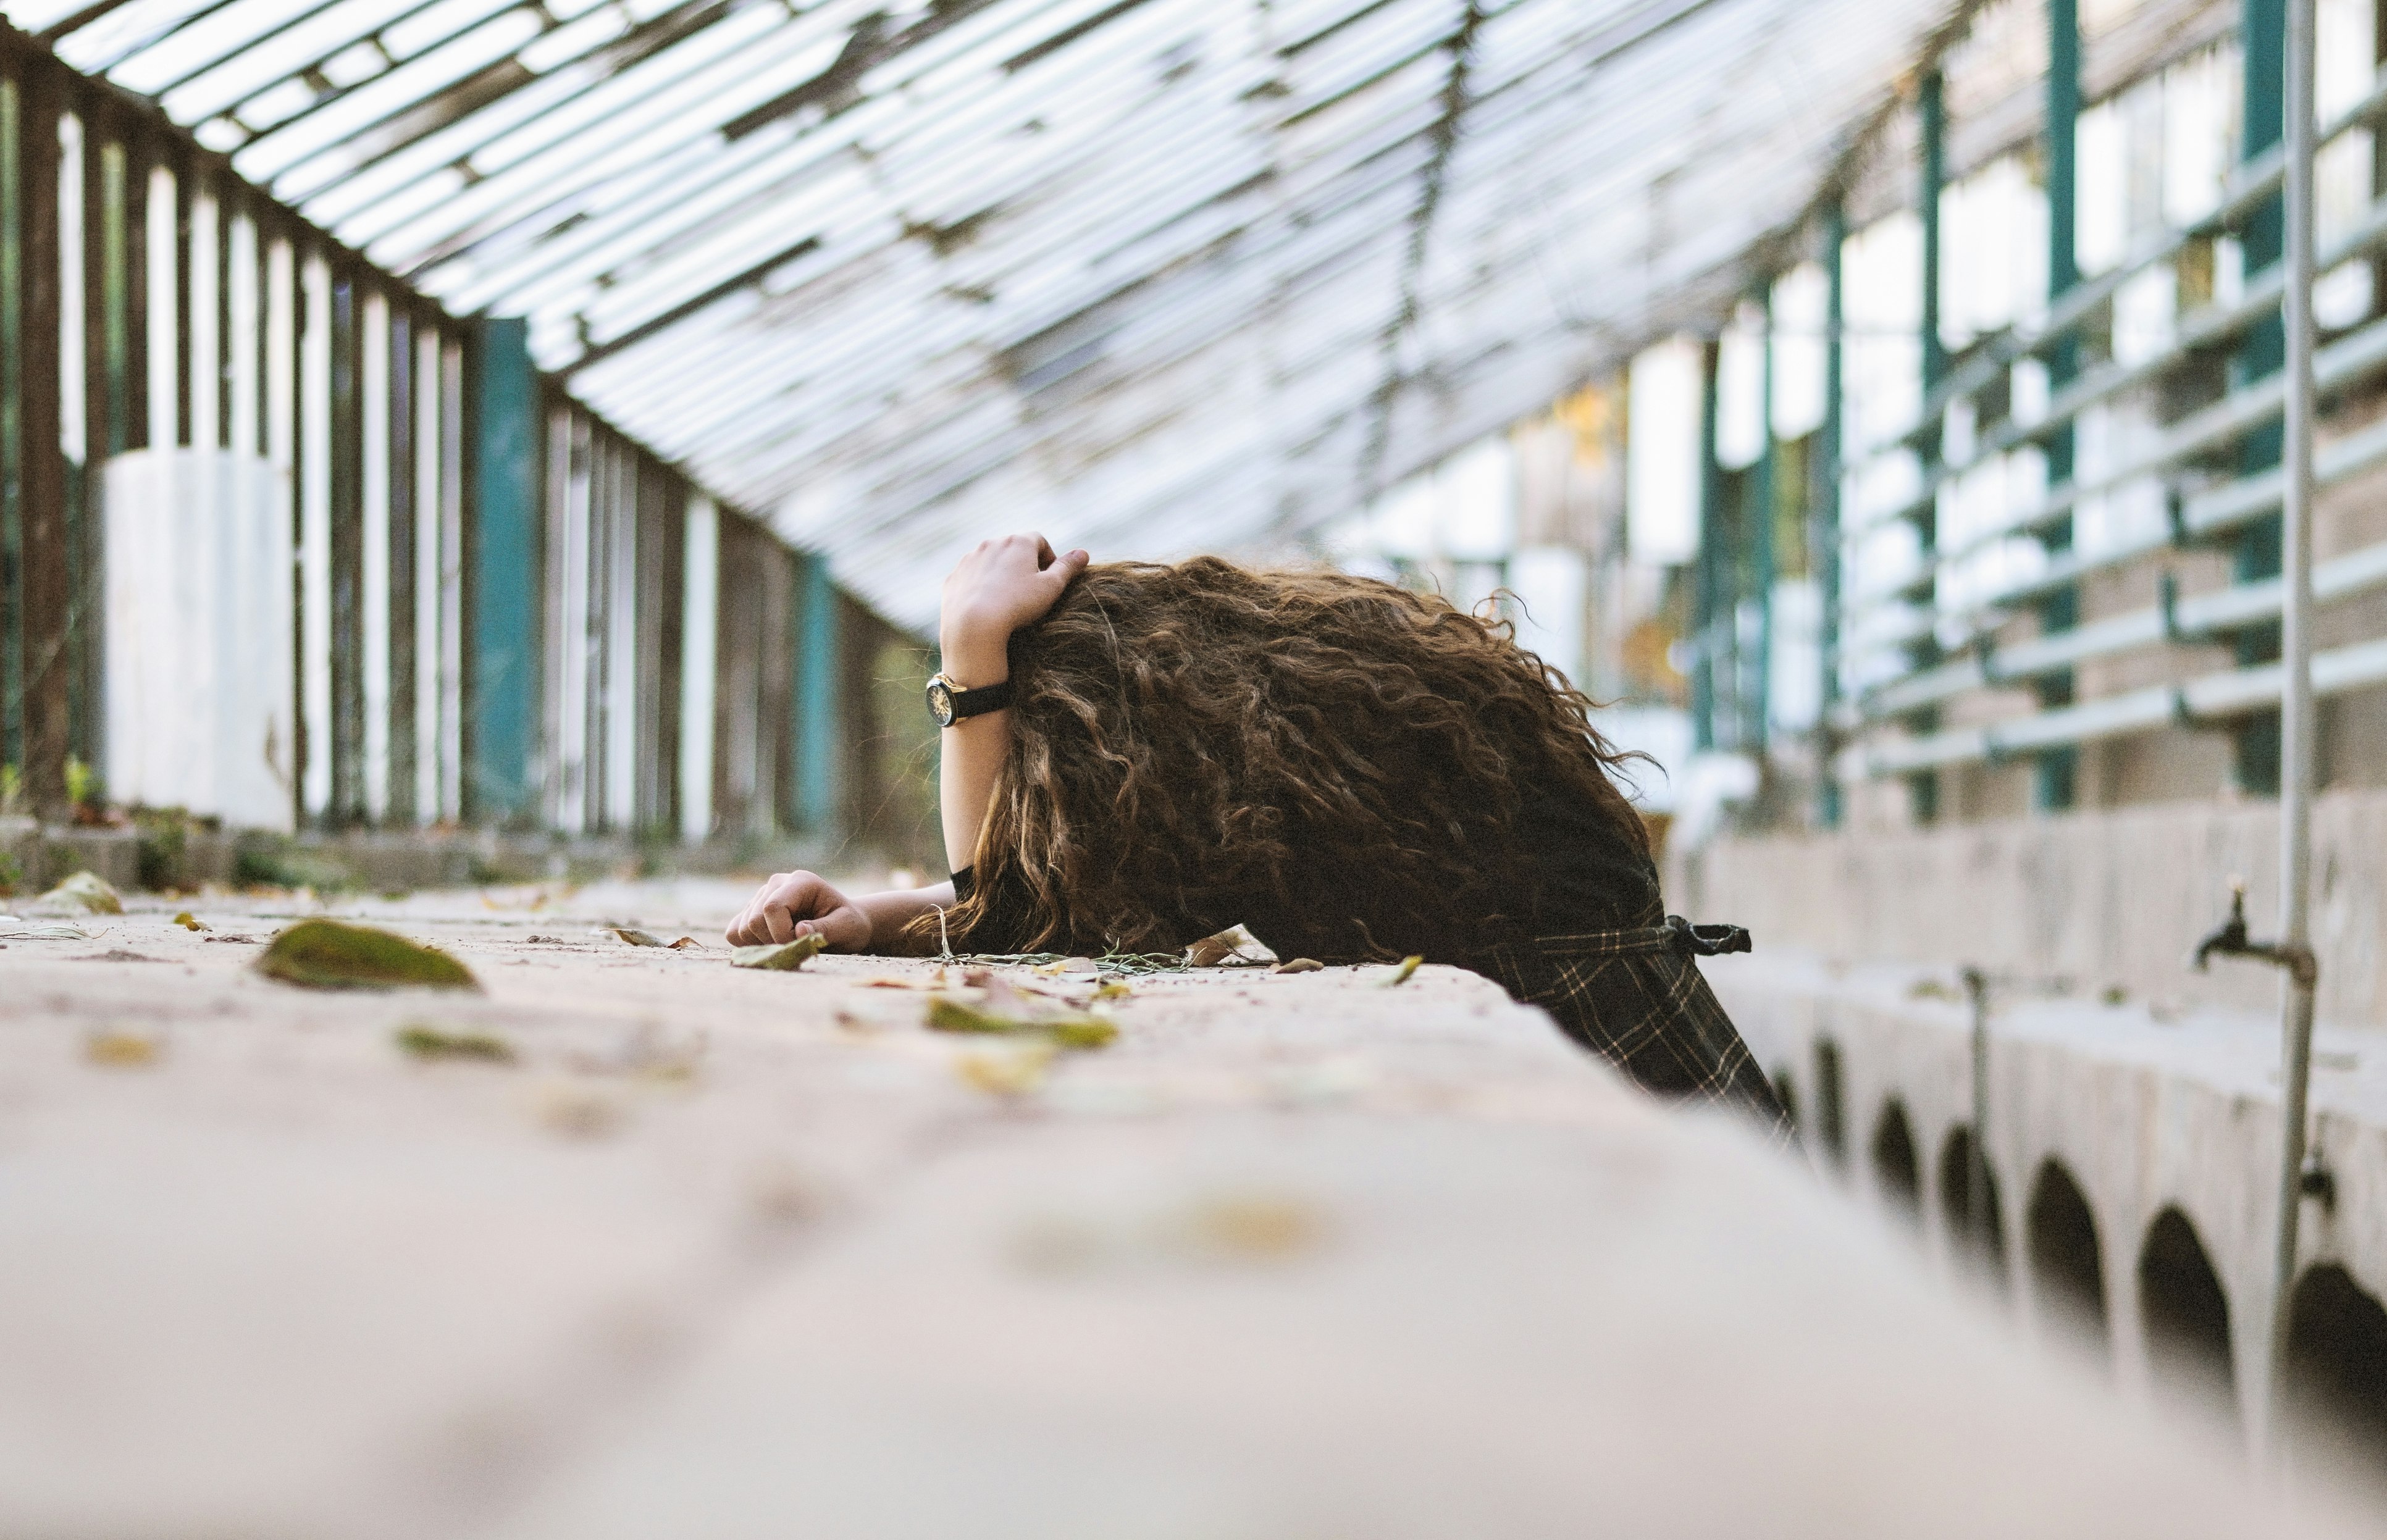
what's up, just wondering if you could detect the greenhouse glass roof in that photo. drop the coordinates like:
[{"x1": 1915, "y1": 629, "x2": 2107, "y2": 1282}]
[{"x1": 11, "y1": 0, "x2": 1961, "y2": 627}]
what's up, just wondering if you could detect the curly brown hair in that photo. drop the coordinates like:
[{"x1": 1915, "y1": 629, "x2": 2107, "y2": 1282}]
[{"x1": 917, "y1": 556, "x2": 1651, "y2": 961}]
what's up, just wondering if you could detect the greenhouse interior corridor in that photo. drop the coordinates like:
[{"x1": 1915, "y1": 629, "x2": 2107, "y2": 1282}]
[{"x1": 6, "y1": 0, "x2": 2387, "y2": 1532}]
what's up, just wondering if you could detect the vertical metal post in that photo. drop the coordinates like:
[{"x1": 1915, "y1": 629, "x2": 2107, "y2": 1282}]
[
  {"x1": 2267, "y1": 0, "x2": 2320, "y2": 1458},
  {"x1": 1909, "y1": 69, "x2": 1946, "y2": 824},
  {"x1": 795, "y1": 548, "x2": 841, "y2": 835},
  {"x1": 2037, "y1": 0, "x2": 2081, "y2": 811},
  {"x1": 1745, "y1": 287, "x2": 1775, "y2": 755},
  {"x1": 1818, "y1": 201, "x2": 1846, "y2": 829},
  {"x1": 19, "y1": 61, "x2": 67, "y2": 821},
  {"x1": 468, "y1": 314, "x2": 540, "y2": 826},
  {"x1": 2238, "y1": 0, "x2": 2289, "y2": 795},
  {"x1": 1693, "y1": 337, "x2": 1721, "y2": 751},
  {"x1": 1963, "y1": 966, "x2": 1992, "y2": 1252}
]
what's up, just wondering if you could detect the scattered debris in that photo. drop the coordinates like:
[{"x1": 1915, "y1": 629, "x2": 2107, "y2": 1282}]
[
  {"x1": 1033, "y1": 955, "x2": 1099, "y2": 976},
  {"x1": 526, "y1": 934, "x2": 561, "y2": 944},
  {"x1": 608, "y1": 927, "x2": 666, "y2": 947},
  {"x1": 203, "y1": 933, "x2": 259, "y2": 944},
  {"x1": 79, "y1": 948, "x2": 162, "y2": 963},
  {"x1": 1272, "y1": 957, "x2": 1324, "y2": 974},
  {"x1": 171, "y1": 911, "x2": 210, "y2": 932},
  {"x1": 926, "y1": 971, "x2": 1120, "y2": 1050},
  {"x1": 254, "y1": 919, "x2": 479, "y2": 992},
  {"x1": 1091, "y1": 978, "x2": 1132, "y2": 1001},
  {"x1": 1010, "y1": 1191, "x2": 1328, "y2": 1274},
  {"x1": 84, "y1": 1029, "x2": 161, "y2": 1067},
  {"x1": 954, "y1": 1041, "x2": 1059, "y2": 1097},
  {"x1": 1381, "y1": 955, "x2": 1423, "y2": 987},
  {"x1": 730, "y1": 934, "x2": 828, "y2": 971},
  {"x1": 0, "y1": 917, "x2": 98, "y2": 940},
  {"x1": 1183, "y1": 924, "x2": 1277, "y2": 967},
  {"x1": 534, "y1": 1081, "x2": 626, "y2": 1139},
  {"x1": 36, "y1": 871, "x2": 123, "y2": 915},
  {"x1": 394, "y1": 1024, "x2": 516, "y2": 1064}
]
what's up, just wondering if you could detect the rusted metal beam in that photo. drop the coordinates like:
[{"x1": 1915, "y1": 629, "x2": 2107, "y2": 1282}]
[{"x1": 20, "y1": 56, "x2": 69, "y2": 819}]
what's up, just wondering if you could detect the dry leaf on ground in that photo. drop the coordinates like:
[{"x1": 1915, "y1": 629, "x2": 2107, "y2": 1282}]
[
  {"x1": 1272, "y1": 958, "x2": 1324, "y2": 974},
  {"x1": 608, "y1": 927, "x2": 665, "y2": 947},
  {"x1": 36, "y1": 871, "x2": 123, "y2": 915},
  {"x1": 729, "y1": 934, "x2": 828, "y2": 971},
  {"x1": 85, "y1": 1029, "x2": 160, "y2": 1067},
  {"x1": 1381, "y1": 955, "x2": 1423, "y2": 987},
  {"x1": 255, "y1": 919, "x2": 479, "y2": 992},
  {"x1": 171, "y1": 911, "x2": 210, "y2": 932},
  {"x1": 1184, "y1": 924, "x2": 1277, "y2": 967},
  {"x1": 394, "y1": 1024, "x2": 516, "y2": 1064}
]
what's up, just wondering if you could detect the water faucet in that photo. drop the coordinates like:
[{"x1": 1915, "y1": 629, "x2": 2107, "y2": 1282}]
[{"x1": 2192, "y1": 878, "x2": 2318, "y2": 987}]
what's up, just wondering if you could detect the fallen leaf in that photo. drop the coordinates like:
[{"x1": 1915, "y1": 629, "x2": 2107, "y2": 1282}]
[
  {"x1": 1272, "y1": 958, "x2": 1324, "y2": 974},
  {"x1": 171, "y1": 911, "x2": 210, "y2": 932},
  {"x1": 926, "y1": 994, "x2": 1117, "y2": 1050},
  {"x1": 254, "y1": 919, "x2": 480, "y2": 992},
  {"x1": 730, "y1": 934, "x2": 828, "y2": 971},
  {"x1": 534, "y1": 1081, "x2": 625, "y2": 1139},
  {"x1": 0, "y1": 919, "x2": 97, "y2": 940},
  {"x1": 36, "y1": 871, "x2": 124, "y2": 915},
  {"x1": 85, "y1": 1029, "x2": 160, "y2": 1067},
  {"x1": 394, "y1": 1024, "x2": 516, "y2": 1064},
  {"x1": 1381, "y1": 955, "x2": 1423, "y2": 987},
  {"x1": 1092, "y1": 979, "x2": 1132, "y2": 1000},
  {"x1": 1184, "y1": 924, "x2": 1278, "y2": 968},
  {"x1": 666, "y1": 936, "x2": 701, "y2": 950},
  {"x1": 953, "y1": 1041, "x2": 1058, "y2": 1097},
  {"x1": 609, "y1": 927, "x2": 665, "y2": 947}
]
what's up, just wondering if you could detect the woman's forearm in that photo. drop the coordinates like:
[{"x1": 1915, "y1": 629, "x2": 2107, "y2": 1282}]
[
  {"x1": 855, "y1": 882, "x2": 958, "y2": 956},
  {"x1": 936, "y1": 630, "x2": 1013, "y2": 875}
]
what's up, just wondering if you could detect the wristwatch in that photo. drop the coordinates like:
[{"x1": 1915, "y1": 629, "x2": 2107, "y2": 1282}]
[{"x1": 925, "y1": 671, "x2": 1015, "y2": 728}]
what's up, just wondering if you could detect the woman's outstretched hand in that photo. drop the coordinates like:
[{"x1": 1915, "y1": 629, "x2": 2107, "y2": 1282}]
[
  {"x1": 940, "y1": 533, "x2": 1090, "y2": 672},
  {"x1": 726, "y1": 870, "x2": 872, "y2": 950}
]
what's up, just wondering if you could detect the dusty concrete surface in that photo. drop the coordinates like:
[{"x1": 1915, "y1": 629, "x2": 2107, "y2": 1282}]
[{"x1": 2, "y1": 879, "x2": 2380, "y2": 1538}]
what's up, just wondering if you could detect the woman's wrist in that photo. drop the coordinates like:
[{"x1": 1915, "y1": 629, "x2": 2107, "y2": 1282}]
[{"x1": 938, "y1": 624, "x2": 1012, "y2": 688}]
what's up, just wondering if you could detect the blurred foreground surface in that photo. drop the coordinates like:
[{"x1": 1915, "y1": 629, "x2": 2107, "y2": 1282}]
[{"x1": 0, "y1": 878, "x2": 2377, "y2": 1539}]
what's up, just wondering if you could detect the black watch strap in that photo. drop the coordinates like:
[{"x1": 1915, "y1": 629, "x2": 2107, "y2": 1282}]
[{"x1": 949, "y1": 677, "x2": 1014, "y2": 719}]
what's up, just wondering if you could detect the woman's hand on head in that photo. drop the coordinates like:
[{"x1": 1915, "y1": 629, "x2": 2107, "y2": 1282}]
[
  {"x1": 726, "y1": 871, "x2": 873, "y2": 950},
  {"x1": 940, "y1": 533, "x2": 1089, "y2": 664}
]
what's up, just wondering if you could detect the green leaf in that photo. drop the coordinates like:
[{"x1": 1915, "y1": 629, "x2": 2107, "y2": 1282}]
[
  {"x1": 254, "y1": 919, "x2": 479, "y2": 992},
  {"x1": 729, "y1": 934, "x2": 828, "y2": 971}
]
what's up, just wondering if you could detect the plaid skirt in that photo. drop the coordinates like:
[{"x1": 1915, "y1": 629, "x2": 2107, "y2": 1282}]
[{"x1": 1474, "y1": 905, "x2": 1791, "y2": 1139}]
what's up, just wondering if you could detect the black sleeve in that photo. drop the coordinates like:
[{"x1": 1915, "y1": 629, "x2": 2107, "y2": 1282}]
[{"x1": 946, "y1": 865, "x2": 1036, "y2": 955}]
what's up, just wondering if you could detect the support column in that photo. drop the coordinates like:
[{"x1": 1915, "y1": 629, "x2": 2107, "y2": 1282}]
[
  {"x1": 2235, "y1": 0, "x2": 2288, "y2": 795},
  {"x1": 1743, "y1": 286, "x2": 1775, "y2": 755},
  {"x1": 679, "y1": 493, "x2": 718, "y2": 845},
  {"x1": 1908, "y1": 68, "x2": 1946, "y2": 826},
  {"x1": 2036, "y1": 0, "x2": 2081, "y2": 811},
  {"x1": 1818, "y1": 199, "x2": 1847, "y2": 829},
  {"x1": 1692, "y1": 338, "x2": 1722, "y2": 752},
  {"x1": 794, "y1": 548, "x2": 842, "y2": 835},
  {"x1": 468, "y1": 314, "x2": 540, "y2": 826},
  {"x1": 18, "y1": 61, "x2": 67, "y2": 819}
]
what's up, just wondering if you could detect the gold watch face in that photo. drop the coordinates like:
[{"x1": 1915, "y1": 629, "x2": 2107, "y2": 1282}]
[{"x1": 925, "y1": 676, "x2": 957, "y2": 727}]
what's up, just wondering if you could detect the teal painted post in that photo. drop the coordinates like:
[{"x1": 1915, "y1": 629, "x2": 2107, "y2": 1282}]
[
  {"x1": 1819, "y1": 200, "x2": 1847, "y2": 829},
  {"x1": 1910, "y1": 69, "x2": 1946, "y2": 825},
  {"x1": 1693, "y1": 338, "x2": 1721, "y2": 751},
  {"x1": 795, "y1": 550, "x2": 842, "y2": 834},
  {"x1": 1745, "y1": 286, "x2": 1775, "y2": 753},
  {"x1": 2037, "y1": 0, "x2": 2081, "y2": 810},
  {"x1": 2235, "y1": 0, "x2": 2288, "y2": 795},
  {"x1": 468, "y1": 317, "x2": 540, "y2": 825}
]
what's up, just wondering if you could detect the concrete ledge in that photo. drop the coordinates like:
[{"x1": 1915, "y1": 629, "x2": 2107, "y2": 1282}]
[
  {"x1": 2, "y1": 882, "x2": 2376, "y2": 1536},
  {"x1": 1707, "y1": 947, "x2": 2387, "y2": 1443}
]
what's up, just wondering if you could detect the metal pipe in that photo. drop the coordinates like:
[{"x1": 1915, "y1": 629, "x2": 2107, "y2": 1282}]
[{"x1": 2267, "y1": 0, "x2": 2320, "y2": 1459}]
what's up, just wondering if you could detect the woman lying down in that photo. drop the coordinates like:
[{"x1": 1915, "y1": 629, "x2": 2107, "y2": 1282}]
[{"x1": 727, "y1": 533, "x2": 1786, "y2": 1132}]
